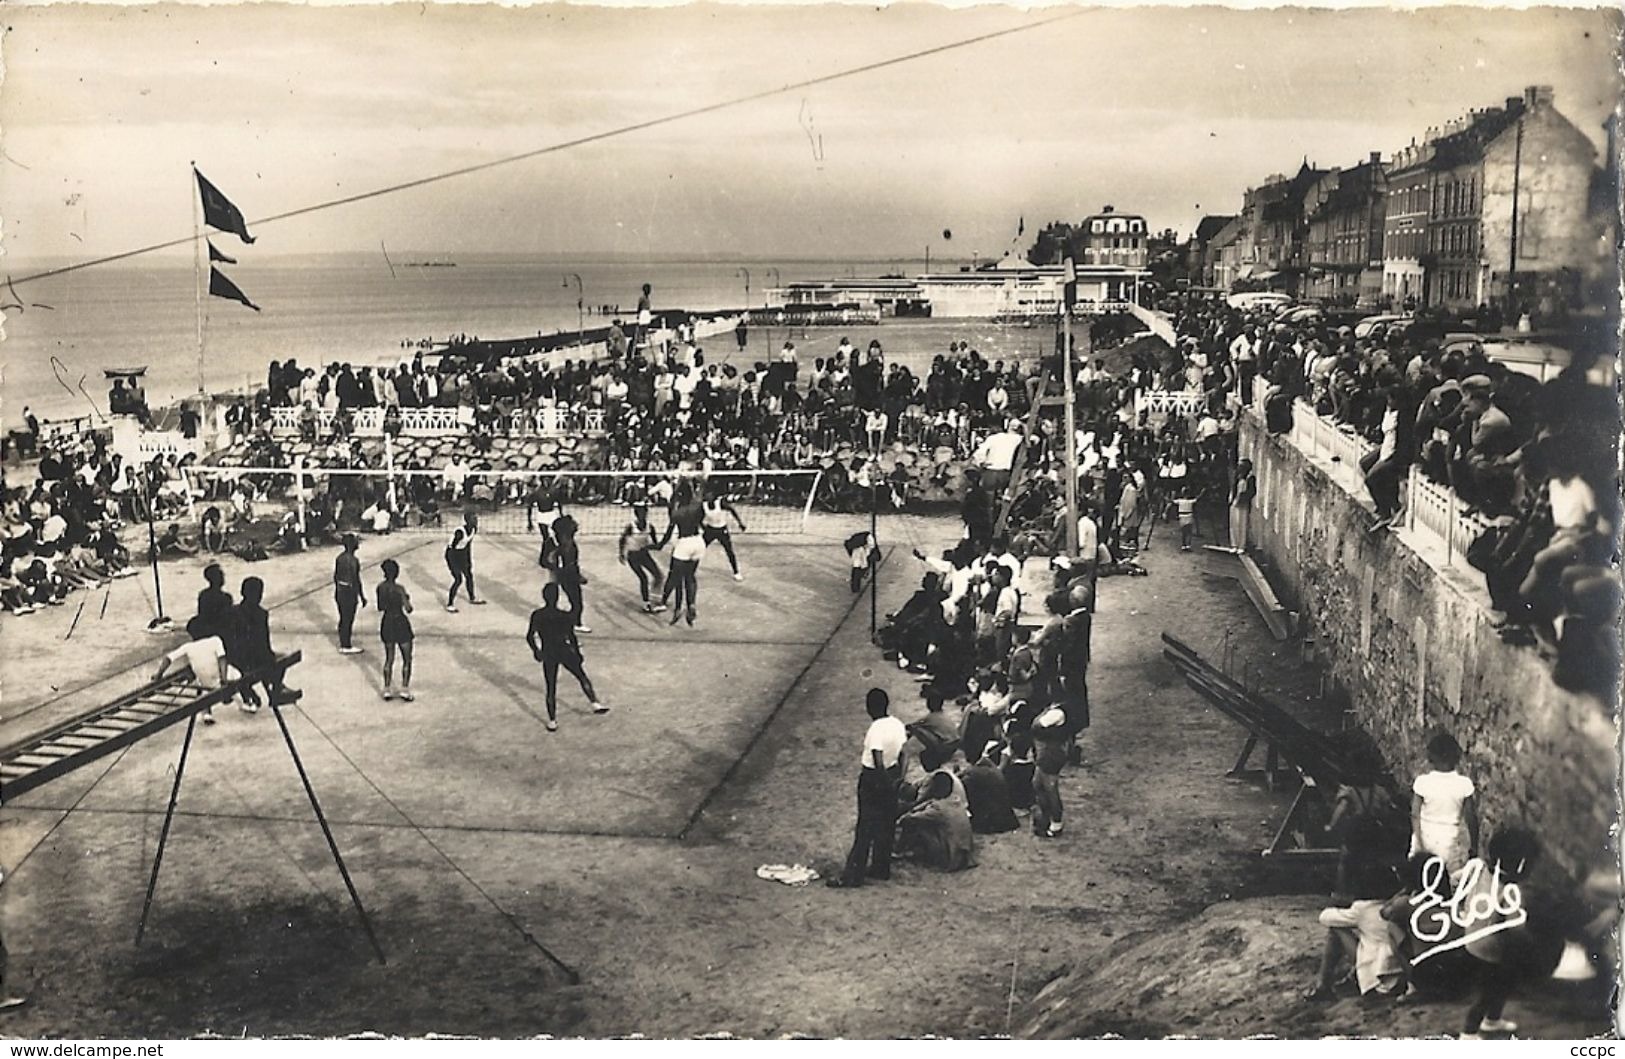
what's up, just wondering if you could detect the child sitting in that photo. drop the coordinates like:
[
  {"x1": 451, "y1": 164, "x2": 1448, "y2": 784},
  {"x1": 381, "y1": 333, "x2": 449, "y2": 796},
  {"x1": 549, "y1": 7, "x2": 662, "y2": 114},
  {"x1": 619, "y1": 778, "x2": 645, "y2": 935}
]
[{"x1": 199, "y1": 506, "x2": 228, "y2": 553}]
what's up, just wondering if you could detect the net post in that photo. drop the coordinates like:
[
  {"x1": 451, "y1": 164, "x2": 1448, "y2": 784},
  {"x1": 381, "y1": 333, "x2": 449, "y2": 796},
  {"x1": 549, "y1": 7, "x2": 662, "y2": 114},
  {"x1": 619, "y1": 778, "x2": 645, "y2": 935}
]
[
  {"x1": 801, "y1": 468, "x2": 824, "y2": 532},
  {"x1": 384, "y1": 440, "x2": 399, "y2": 521},
  {"x1": 293, "y1": 456, "x2": 308, "y2": 544}
]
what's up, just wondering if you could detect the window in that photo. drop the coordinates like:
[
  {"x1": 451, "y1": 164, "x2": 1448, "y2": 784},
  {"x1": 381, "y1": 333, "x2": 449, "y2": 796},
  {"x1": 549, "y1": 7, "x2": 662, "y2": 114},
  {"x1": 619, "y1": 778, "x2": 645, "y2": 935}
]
[{"x1": 1092, "y1": 221, "x2": 1104, "y2": 233}]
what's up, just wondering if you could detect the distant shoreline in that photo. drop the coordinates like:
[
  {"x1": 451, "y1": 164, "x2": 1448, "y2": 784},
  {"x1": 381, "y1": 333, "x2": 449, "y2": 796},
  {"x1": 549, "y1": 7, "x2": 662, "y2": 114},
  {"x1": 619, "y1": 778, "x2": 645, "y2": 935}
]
[{"x1": 5, "y1": 252, "x2": 947, "y2": 273}]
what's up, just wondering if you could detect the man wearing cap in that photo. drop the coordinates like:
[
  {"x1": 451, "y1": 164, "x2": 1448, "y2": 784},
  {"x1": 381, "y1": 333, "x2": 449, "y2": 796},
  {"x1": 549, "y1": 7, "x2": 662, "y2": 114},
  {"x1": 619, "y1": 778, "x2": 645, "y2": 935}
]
[
  {"x1": 829, "y1": 688, "x2": 906, "y2": 888},
  {"x1": 333, "y1": 533, "x2": 367, "y2": 655},
  {"x1": 1453, "y1": 375, "x2": 1517, "y2": 514}
]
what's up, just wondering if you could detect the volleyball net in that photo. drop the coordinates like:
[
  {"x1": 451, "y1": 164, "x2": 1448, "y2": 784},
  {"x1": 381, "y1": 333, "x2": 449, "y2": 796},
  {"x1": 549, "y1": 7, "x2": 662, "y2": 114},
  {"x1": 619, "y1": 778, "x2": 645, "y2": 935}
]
[{"x1": 174, "y1": 466, "x2": 826, "y2": 539}]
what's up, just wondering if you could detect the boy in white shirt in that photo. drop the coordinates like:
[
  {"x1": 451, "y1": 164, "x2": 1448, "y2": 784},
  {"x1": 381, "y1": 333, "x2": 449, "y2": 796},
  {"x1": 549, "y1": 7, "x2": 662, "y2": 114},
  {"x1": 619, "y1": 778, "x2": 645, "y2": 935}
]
[
  {"x1": 153, "y1": 632, "x2": 241, "y2": 726},
  {"x1": 1409, "y1": 732, "x2": 1478, "y2": 873},
  {"x1": 829, "y1": 689, "x2": 906, "y2": 888}
]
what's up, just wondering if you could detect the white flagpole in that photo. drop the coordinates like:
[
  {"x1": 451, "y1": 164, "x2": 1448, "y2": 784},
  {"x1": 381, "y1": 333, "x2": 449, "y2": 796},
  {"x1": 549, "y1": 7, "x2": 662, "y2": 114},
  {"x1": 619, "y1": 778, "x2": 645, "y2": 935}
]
[{"x1": 192, "y1": 163, "x2": 205, "y2": 395}]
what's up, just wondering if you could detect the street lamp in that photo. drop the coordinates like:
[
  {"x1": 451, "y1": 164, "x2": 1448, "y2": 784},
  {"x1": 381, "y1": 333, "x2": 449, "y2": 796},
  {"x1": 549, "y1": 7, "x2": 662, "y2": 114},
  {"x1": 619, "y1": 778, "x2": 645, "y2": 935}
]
[
  {"x1": 736, "y1": 266, "x2": 751, "y2": 311},
  {"x1": 562, "y1": 272, "x2": 584, "y2": 346},
  {"x1": 765, "y1": 267, "x2": 781, "y2": 307}
]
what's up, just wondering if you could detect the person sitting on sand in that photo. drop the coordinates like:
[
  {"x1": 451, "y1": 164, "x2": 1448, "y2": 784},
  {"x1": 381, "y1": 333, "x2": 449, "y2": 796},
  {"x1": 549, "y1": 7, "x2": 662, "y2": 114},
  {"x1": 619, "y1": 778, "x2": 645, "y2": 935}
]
[
  {"x1": 905, "y1": 689, "x2": 961, "y2": 773},
  {"x1": 1304, "y1": 858, "x2": 1408, "y2": 1001},
  {"x1": 895, "y1": 769, "x2": 976, "y2": 872},
  {"x1": 199, "y1": 506, "x2": 227, "y2": 553},
  {"x1": 153, "y1": 522, "x2": 198, "y2": 559},
  {"x1": 957, "y1": 759, "x2": 1020, "y2": 834}
]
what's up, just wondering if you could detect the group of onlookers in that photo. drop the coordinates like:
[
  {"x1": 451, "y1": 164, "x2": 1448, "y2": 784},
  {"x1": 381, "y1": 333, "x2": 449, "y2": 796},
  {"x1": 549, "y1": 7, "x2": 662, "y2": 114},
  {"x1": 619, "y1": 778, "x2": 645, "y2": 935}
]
[
  {"x1": 1306, "y1": 729, "x2": 1617, "y2": 1038},
  {"x1": 1222, "y1": 294, "x2": 1619, "y2": 694}
]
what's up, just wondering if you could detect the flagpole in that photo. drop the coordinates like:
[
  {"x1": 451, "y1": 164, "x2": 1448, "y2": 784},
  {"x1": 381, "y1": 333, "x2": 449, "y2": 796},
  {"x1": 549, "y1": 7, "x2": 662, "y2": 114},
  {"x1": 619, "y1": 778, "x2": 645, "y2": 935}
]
[{"x1": 192, "y1": 163, "x2": 205, "y2": 395}]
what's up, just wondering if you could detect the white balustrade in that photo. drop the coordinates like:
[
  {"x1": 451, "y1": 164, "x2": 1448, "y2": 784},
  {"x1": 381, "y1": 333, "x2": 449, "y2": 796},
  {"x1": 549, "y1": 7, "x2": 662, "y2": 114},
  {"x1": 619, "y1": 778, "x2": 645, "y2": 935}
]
[
  {"x1": 1134, "y1": 390, "x2": 1208, "y2": 420},
  {"x1": 1266, "y1": 400, "x2": 1494, "y2": 571}
]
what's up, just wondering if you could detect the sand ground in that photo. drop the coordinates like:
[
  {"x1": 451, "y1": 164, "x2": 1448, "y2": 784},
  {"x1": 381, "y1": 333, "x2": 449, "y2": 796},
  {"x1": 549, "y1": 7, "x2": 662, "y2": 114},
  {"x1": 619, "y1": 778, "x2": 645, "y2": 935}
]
[{"x1": 0, "y1": 509, "x2": 1600, "y2": 1038}]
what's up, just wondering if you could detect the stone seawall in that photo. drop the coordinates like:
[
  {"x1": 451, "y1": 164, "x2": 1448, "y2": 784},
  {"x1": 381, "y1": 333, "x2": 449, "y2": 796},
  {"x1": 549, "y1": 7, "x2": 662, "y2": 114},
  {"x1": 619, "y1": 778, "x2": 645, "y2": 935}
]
[{"x1": 1239, "y1": 412, "x2": 1615, "y2": 884}]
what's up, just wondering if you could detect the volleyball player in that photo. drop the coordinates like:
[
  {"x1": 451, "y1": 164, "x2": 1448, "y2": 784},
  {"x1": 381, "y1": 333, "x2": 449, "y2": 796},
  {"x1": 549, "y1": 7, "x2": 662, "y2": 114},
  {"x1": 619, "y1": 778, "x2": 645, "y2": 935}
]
[
  {"x1": 658, "y1": 480, "x2": 706, "y2": 626},
  {"x1": 700, "y1": 483, "x2": 748, "y2": 582},
  {"x1": 376, "y1": 558, "x2": 415, "y2": 701},
  {"x1": 549, "y1": 515, "x2": 591, "y2": 633},
  {"x1": 526, "y1": 582, "x2": 606, "y2": 731},
  {"x1": 618, "y1": 501, "x2": 666, "y2": 612},
  {"x1": 445, "y1": 511, "x2": 484, "y2": 611}
]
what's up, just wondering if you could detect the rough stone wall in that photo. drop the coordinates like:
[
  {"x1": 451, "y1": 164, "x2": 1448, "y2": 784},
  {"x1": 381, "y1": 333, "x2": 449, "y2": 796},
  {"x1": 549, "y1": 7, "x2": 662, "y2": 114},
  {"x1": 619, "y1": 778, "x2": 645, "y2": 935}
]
[
  {"x1": 210, "y1": 433, "x2": 608, "y2": 473},
  {"x1": 1240, "y1": 414, "x2": 1615, "y2": 885}
]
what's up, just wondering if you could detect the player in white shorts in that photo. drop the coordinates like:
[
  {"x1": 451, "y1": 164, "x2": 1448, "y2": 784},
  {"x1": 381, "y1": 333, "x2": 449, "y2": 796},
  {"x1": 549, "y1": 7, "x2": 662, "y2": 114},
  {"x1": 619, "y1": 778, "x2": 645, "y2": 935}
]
[{"x1": 700, "y1": 486, "x2": 748, "y2": 582}]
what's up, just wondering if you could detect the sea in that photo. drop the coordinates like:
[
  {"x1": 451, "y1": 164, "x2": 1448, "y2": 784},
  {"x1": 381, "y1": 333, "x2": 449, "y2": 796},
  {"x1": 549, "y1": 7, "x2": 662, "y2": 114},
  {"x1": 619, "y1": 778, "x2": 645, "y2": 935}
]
[{"x1": 0, "y1": 254, "x2": 946, "y2": 423}]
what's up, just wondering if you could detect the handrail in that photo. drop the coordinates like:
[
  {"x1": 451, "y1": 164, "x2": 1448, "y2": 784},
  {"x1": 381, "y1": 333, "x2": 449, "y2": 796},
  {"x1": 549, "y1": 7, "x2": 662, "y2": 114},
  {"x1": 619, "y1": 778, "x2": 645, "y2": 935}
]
[{"x1": 1264, "y1": 401, "x2": 1491, "y2": 570}]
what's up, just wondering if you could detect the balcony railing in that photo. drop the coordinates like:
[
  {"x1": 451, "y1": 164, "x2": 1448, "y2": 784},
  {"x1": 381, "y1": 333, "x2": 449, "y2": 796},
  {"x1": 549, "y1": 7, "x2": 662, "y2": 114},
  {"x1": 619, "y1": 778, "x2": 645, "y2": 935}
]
[{"x1": 1265, "y1": 397, "x2": 1493, "y2": 570}]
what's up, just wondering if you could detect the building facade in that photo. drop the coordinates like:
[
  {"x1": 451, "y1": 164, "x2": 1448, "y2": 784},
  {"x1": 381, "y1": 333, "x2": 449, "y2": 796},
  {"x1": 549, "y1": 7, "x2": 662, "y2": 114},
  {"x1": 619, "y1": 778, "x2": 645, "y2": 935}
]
[
  {"x1": 1236, "y1": 162, "x2": 1331, "y2": 296},
  {"x1": 1078, "y1": 206, "x2": 1150, "y2": 268},
  {"x1": 1382, "y1": 142, "x2": 1434, "y2": 307},
  {"x1": 1304, "y1": 153, "x2": 1389, "y2": 306},
  {"x1": 1415, "y1": 85, "x2": 1599, "y2": 313},
  {"x1": 1478, "y1": 85, "x2": 1602, "y2": 316}
]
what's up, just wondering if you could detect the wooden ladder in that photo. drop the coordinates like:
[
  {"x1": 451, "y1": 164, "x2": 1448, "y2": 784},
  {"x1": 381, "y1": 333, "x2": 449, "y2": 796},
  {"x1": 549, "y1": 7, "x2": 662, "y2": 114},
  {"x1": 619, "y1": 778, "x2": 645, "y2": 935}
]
[{"x1": 993, "y1": 371, "x2": 1066, "y2": 538}]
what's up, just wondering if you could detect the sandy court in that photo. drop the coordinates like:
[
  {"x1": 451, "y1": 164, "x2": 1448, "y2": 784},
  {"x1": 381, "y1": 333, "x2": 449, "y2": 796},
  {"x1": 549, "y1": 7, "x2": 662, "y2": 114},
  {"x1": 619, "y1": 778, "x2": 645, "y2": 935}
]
[{"x1": 0, "y1": 510, "x2": 1601, "y2": 1037}]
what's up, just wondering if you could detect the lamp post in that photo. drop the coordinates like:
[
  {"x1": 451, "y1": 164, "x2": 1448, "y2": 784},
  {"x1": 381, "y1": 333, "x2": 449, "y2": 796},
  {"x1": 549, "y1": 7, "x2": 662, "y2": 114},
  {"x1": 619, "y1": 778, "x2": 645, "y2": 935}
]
[
  {"x1": 765, "y1": 267, "x2": 781, "y2": 308},
  {"x1": 562, "y1": 273, "x2": 585, "y2": 347},
  {"x1": 736, "y1": 266, "x2": 754, "y2": 354}
]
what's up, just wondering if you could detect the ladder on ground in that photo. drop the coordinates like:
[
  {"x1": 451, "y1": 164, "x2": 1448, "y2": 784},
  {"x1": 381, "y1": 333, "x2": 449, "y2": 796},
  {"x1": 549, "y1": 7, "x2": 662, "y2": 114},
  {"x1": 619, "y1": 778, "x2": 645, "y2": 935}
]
[
  {"x1": 993, "y1": 371, "x2": 1067, "y2": 538},
  {"x1": 0, "y1": 651, "x2": 385, "y2": 964}
]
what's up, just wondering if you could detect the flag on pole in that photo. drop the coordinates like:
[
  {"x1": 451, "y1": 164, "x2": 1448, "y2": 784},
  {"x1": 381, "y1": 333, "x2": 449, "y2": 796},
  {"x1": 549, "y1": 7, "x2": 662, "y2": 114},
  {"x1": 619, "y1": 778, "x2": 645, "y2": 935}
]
[
  {"x1": 209, "y1": 266, "x2": 261, "y2": 312},
  {"x1": 195, "y1": 168, "x2": 256, "y2": 244},
  {"x1": 1018, "y1": 216, "x2": 1025, "y2": 237},
  {"x1": 207, "y1": 241, "x2": 236, "y2": 265}
]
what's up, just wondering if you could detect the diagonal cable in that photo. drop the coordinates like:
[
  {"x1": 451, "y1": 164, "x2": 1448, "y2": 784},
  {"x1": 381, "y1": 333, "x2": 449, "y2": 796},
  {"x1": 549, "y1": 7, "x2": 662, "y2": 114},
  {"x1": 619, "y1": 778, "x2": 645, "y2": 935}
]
[{"x1": 7, "y1": 9, "x2": 1082, "y2": 288}]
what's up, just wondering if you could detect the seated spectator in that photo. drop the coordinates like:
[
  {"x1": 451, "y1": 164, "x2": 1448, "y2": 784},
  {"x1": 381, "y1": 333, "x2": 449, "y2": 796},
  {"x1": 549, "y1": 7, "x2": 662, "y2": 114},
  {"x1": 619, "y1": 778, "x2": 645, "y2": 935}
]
[
  {"x1": 228, "y1": 575, "x2": 302, "y2": 713},
  {"x1": 895, "y1": 769, "x2": 976, "y2": 872},
  {"x1": 1000, "y1": 725, "x2": 1037, "y2": 812},
  {"x1": 199, "y1": 506, "x2": 227, "y2": 553},
  {"x1": 905, "y1": 689, "x2": 960, "y2": 772},
  {"x1": 957, "y1": 760, "x2": 1019, "y2": 834},
  {"x1": 1304, "y1": 858, "x2": 1408, "y2": 1001},
  {"x1": 153, "y1": 522, "x2": 199, "y2": 559}
]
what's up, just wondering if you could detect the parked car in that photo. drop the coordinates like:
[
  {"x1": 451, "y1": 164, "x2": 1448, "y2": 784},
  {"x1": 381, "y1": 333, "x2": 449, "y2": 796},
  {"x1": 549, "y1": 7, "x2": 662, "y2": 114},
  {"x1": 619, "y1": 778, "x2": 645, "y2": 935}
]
[
  {"x1": 1228, "y1": 291, "x2": 1293, "y2": 311},
  {"x1": 1272, "y1": 304, "x2": 1323, "y2": 325},
  {"x1": 1353, "y1": 313, "x2": 1409, "y2": 339}
]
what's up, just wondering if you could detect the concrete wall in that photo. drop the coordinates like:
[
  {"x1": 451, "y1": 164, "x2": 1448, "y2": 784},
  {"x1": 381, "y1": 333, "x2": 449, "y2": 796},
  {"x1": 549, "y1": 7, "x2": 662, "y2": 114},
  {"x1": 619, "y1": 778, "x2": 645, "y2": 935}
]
[{"x1": 1240, "y1": 413, "x2": 1615, "y2": 885}]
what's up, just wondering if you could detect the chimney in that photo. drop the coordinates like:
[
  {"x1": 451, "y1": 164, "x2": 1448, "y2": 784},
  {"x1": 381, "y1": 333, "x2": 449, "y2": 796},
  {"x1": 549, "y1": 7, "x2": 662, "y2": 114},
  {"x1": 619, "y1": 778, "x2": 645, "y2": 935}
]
[
  {"x1": 1369, "y1": 151, "x2": 1382, "y2": 165},
  {"x1": 1102, "y1": 204, "x2": 1115, "y2": 214},
  {"x1": 1524, "y1": 84, "x2": 1555, "y2": 108}
]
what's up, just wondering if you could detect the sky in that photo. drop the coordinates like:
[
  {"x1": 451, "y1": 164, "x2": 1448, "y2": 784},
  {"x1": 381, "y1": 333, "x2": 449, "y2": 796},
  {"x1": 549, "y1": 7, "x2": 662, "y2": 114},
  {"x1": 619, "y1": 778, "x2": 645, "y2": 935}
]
[{"x1": 1, "y1": 3, "x2": 1620, "y2": 269}]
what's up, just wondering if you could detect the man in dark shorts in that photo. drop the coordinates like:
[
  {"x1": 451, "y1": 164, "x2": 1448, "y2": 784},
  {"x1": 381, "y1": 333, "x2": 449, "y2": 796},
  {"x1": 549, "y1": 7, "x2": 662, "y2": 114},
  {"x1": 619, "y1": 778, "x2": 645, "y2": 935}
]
[
  {"x1": 525, "y1": 582, "x2": 606, "y2": 732},
  {"x1": 445, "y1": 511, "x2": 484, "y2": 612}
]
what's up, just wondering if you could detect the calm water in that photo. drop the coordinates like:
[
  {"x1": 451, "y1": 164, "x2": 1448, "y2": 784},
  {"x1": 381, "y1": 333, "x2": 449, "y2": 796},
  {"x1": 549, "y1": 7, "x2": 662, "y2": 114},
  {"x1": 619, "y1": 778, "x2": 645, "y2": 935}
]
[{"x1": 1, "y1": 255, "x2": 946, "y2": 421}]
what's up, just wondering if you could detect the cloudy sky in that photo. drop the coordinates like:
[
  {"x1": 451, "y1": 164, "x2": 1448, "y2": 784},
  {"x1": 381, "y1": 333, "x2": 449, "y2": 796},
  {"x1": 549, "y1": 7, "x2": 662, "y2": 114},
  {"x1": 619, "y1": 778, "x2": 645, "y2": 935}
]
[{"x1": 2, "y1": 3, "x2": 1620, "y2": 267}]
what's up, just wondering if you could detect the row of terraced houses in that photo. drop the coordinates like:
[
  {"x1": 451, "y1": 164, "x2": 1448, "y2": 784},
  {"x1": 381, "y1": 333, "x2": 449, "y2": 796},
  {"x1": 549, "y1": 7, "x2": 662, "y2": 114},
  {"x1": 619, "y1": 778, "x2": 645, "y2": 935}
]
[{"x1": 1187, "y1": 85, "x2": 1619, "y2": 315}]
